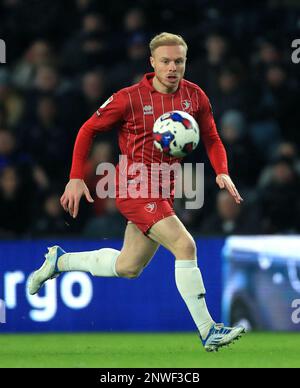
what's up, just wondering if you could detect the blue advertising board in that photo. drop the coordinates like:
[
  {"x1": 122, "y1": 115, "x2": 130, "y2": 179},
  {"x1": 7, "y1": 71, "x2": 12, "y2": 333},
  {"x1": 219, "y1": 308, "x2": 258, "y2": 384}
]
[{"x1": 0, "y1": 238, "x2": 224, "y2": 333}]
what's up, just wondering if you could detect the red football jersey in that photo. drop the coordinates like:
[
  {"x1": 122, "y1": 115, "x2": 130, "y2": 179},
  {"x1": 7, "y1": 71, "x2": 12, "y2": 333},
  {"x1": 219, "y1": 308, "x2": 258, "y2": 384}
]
[{"x1": 70, "y1": 73, "x2": 228, "y2": 192}]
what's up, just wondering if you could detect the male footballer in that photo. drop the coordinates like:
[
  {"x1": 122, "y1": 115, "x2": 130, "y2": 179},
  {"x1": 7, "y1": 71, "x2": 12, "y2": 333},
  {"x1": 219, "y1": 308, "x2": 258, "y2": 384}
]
[{"x1": 28, "y1": 32, "x2": 245, "y2": 352}]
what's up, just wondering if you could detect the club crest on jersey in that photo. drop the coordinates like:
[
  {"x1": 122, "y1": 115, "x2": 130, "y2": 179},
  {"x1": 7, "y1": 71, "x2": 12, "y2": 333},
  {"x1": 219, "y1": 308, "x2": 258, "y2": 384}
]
[
  {"x1": 143, "y1": 105, "x2": 153, "y2": 115},
  {"x1": 181, "y1": 99, "x2": 191, "y2": 111},
  {"x1": 144, "y1": 202, "x2": 157, "y2": 214}
]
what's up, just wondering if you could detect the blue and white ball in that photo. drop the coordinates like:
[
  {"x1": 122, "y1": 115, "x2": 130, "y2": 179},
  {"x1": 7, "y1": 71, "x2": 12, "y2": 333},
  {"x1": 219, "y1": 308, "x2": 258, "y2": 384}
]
[{"x1": 153, "y1": 110, "x2": 200, "y2": 158}]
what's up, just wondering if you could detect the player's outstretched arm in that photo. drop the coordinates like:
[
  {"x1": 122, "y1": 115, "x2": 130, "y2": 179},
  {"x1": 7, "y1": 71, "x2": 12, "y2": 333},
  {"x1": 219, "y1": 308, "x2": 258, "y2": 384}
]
[
  {"x1": 60, "y1": 179, "x2": 94, "y2": 218},
  {"x1": 216, "y1": 174, "x2": 243, "y2": 204}
]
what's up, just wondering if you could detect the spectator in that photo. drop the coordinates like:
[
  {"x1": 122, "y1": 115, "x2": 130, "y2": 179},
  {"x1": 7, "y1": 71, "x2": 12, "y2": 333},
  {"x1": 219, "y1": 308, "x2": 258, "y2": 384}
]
[
  {"x1": 219, "y1": 110, "x2": 262, "y2": 187},
  {"x1": 83, "y1": 198, "x2": 125, "y2": 238},
  {"x1": 258, "y1": 64, "x2": 300, "y2": 143},
  {"x1": 33, "y1": 65, "x2": 60, "y2": 94},
  {"x1": 0, "y1": 69, "x2": 24, "y2": 128},
  {"x1": 124, "y1": 8, "x2": 146, "y2": 35},
  {"x1": 17, "y1": 96, "x2": 71, "y2": 181},
  {"x1": 252, "y1": 38, "x2": 282, "y2": 83},
  {"x1": 209, "y1": 63, "x2": 249, "y2": 121},
  {"x1": 0, "y1": 166, "x2": 29, "y2": 237},
  {"x1": 0, "y1": 128, "x2": 49, "y2": 199},
  {"x1": 12, "y1": 40, "x2": 56, "y2": 90},
  {"x1": 80, "y1": 70, "x2": 107, "y2": 117},
  {"x1": 62, "y1": 12, "x2": 111, "y2": 75},
  {"x1": 0, "y1": 128, "x2": 29, "y2": 170},
  {"x1": 199, "y1": 190, "x2": 261, "y2": 236},
  {"x1": 108, "y1": 33, "x2": 150, "y2": 91},
  {"x1": 187, "y1": 32, "x2": 230, "y2": 96},
  {"x1": 259, "y1": 157, "x2": 300, "y2": 233},
  {"x1": 30, "y1": 191, "x2": 72, "y2": 237},
  {"x1": 259, "y1": 142, "x2": 300, "y2": 188},
  {"x1": 24, "y1": 65, "x2": 74, "y2": 123}
]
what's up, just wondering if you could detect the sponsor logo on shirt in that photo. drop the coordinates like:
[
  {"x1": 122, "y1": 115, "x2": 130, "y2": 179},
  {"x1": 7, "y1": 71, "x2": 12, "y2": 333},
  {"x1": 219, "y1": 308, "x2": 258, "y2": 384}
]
[
  {"x1": 144, "y1": 202, "x2": 157, "y2": 214},
  {"x1": 143, "y1": 105, "x2": 154, "y2": 115}
]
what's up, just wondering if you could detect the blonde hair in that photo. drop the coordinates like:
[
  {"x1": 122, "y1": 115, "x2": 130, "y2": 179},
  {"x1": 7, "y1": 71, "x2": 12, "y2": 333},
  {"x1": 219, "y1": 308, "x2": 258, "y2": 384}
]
[{"x1": 149, "y1": 32, "x2": 188, "y2": 55}]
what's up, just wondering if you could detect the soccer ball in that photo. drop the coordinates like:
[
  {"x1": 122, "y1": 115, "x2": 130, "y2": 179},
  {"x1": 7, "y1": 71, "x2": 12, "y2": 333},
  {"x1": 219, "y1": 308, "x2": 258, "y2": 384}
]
[{"x1": 153, "y1": 110, "x2": 200, "y2": 158}]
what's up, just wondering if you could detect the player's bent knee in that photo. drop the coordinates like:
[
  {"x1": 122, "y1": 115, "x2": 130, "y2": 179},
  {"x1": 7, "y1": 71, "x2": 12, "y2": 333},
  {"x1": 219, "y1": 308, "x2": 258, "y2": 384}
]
[
  {"x1": 121, "y1": 269, "x2": 143, "y2": 279},
  {"x1": 125, "y1": 270, "x2": 143, "y2": 279},
  {"x1": 173, "y1": 236, "x2": 197, "y2": 259},
  {"x1": 117, "y1": 265, "x2": 143, "y2": 279}
]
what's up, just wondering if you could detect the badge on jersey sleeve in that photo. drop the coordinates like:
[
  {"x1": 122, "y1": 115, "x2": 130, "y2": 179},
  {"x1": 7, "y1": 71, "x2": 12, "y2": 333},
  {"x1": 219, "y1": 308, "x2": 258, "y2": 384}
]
[{"x1": 96, "y1": 95, "x2": 114, "y2": 116}]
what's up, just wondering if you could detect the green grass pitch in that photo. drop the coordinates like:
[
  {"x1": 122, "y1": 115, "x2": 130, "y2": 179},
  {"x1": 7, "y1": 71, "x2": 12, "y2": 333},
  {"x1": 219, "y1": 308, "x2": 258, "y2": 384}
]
[{"x1": 0, "y1": 332, "x2": 299, "y2": 368}]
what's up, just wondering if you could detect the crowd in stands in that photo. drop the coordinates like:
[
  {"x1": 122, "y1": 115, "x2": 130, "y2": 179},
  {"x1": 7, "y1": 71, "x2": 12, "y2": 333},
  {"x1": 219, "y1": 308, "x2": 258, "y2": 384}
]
[{"x1": 0, "y1": 0, "x2": 300, "y2": 238}]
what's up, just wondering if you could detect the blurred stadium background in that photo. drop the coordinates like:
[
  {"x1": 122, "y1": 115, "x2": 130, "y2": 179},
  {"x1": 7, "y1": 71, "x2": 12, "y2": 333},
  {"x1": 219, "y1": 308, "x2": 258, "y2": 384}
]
[{"x1": 1, "y1": 0, "x2": 300, "y2": 367}]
